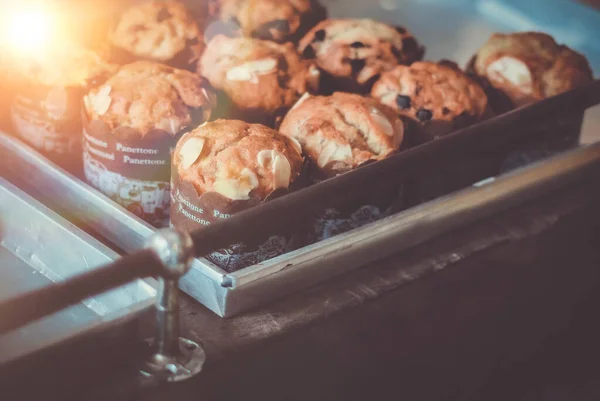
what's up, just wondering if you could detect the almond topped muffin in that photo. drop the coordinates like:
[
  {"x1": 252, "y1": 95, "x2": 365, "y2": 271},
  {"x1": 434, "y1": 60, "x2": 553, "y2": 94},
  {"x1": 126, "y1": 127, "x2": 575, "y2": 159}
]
[
  {"x1": 199, "y1": 34, "x2": 319, "y2": 125},
  {"x1": 82, "y1": 61, "x2": 216, "y2": 226},
  {"x1": 279, "y1": 92, "x2": 404, "y2": 178},
  {"x1": 171, "y1": 119, "x2": 304, "y2": 271},
  {"x1": 470, "y1": 32, "x2": 593, "y2": 111},
  {"x1": 174, "y1": 119, "x2": 303, "y2": 201},
  {"x1": 9, "y1": 44, "x2": 118, "y2": 170},
  {"x1": 110, "y1": 0, "x2": 205, "y2": 69}
]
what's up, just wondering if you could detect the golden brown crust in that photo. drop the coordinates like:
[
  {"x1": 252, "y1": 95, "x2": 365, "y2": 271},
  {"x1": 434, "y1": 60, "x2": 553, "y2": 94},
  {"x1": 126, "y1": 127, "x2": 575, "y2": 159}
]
[
  {"x1": 279, "y1": 92, "x2": 404, "y2": 178},
  {"x1": 83, "y1": 61, "x2": 215, "y2": 136},
  {"x1": 473, "y1": 32, "x2": 593, "y2": 106},
  {"x1": 298, "y1": 19, "x2": 424, "y2": 92},
  {"x1": 199, "y1": 35, "x2": 319, "y2": 115},
  {"x1": 371, "y1": 61, "x2": 488, "y2": 135},
  {"x1": 174, "y1": 119, "x2": 304, "y2": 200},
  {"x1": 216, "y1": 0, "x2": 325, "y2": 43},
  {"x1": 110, "y1": 1, "x2": 204, "y2": 64}
]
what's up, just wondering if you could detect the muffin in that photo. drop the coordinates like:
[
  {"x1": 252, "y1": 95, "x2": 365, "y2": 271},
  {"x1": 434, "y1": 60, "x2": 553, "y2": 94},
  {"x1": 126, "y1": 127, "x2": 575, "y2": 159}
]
[
  {"x1": 469, "y1": 32, "x2": 593, "y2": 112},
  {"x1": 82, "y1": 61, "x2": 216, "y2": 227},
  {"x1": 279, "y1": 92, "x2": 405, "y2": 240},
  {"x1": 279, "y1": 92, "x2": 404, "y2": 178},
  {"x1": 212, "y1": 0, "x2": 326, "y2": 43},
  {"x1": 171, "y1": 119, "x2": 304, "y2": 271},
  {"x1": 298, "y1": 19, "x2": 424, "y2": 94},
  {"x1": 199, "y1": 34, "x2": 320, "y2": 125},
  {"x1": 109, "y1": 0, "x2": 205, "y2": 70},
  {"x1": 8, "y1": 44, "x2": 117, "y2": 171},
  {"x1": 372, "y1": 61, "x2": 490, "y2": 141}
]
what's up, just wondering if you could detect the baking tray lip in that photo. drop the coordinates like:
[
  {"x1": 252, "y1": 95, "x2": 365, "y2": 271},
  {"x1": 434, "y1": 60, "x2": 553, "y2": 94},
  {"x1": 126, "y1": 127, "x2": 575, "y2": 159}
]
[{"x1": 0, "y1": 178, "x2": 156, "y2": 365}]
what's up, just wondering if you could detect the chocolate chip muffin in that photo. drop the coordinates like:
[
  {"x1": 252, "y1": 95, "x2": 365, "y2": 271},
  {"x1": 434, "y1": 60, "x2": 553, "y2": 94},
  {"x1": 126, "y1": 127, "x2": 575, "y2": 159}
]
[
  {"x1": 110, "y1": 0, "x2": 205, "y2": 70},
  {"x1": 213, "y1": 0, "x2": 326, "y2": 43},
  {"x1": 171, "y1": 119, "x2": 304, "y2": 271},
  {"x1": 470, "y1": 32, "x2": 593, "y2": 111},
  {"x1": 199, "y1": 34, "x2": 320, "y2": 125},
  {"x1": 9, "y1": 44, "x2": 117, "y2": 171},
  {"x1": 372, "y1": 61, "x2": 489, "y2": 140},
  {"x1": 82, "y1": 61, "x2": 216, "y2": 226},
  {"x1": 279, "y1": 92, "x2": 404, "y2": 179},
  {"x1": 298, "y1": 19, "x2": 424, "y2": 94}
]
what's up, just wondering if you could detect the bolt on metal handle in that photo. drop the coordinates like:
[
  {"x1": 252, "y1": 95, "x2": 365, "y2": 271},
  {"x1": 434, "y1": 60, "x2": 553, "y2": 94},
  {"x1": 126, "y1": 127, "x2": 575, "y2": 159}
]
[{"x1": 140, "y1": 229, "x2": 205, "y2": 383}]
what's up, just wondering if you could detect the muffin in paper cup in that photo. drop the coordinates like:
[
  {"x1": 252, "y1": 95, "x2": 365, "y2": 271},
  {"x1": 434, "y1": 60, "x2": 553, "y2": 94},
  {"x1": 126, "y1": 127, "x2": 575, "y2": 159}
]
[
  {"x1": 8, "y1": 46, "x2": 117, "y2": 172},
  {"x1": 82, "y1": 61, "x2": 216, "y2": 227},
  {"x1": 108, "y1": 0, "x2": 207, "y2": 71},
  {"x1": 279, "y1": 92, "x2": 405, "y2": 242},
  {"x1": 170, "y1": 119, "x2": 304, "y2": 272}
]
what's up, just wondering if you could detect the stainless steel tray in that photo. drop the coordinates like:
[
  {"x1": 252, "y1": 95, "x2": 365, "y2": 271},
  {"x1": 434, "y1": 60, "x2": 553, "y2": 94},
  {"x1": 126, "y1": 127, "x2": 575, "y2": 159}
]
[
  {"x1": 0, "y1": 178, "x2": 155, "y2": 365},
  {"x1": 4, "y1": 132, "x2": 600, "y2": 317},
  {"x1": 3, "y1": 0, "x2": 600, "y2": 318}
]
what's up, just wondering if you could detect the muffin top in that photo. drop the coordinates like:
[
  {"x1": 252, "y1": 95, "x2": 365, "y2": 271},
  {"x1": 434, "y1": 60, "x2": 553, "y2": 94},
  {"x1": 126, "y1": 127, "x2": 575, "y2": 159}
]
[
  {"x1": 84, "y1": 61, "x2": 215, "y2": 136},
  {"x1": 372, "y1": 61, "x2": 488, "y2": 126},
  {"x1": 174, "y1": 119, "x2": 304, "y2": 200},
  {"x1": 279, "y1": 92, "x2": 404, "y2": 178},
  {"x1": 472, "y1": 32, "x2": 593, "y2": 106},
  {"x1": 199, "y1": 35, "x2": 319, "y2": 114},
  {"x1": 110, "y1": 1, "x2": 204, "y2": 64},
  {"x1": 298, "y1": 19, "x2": 424, "y2": 92},
  {"x1": 8, "y1": 44, "x2": 118, "y2": 88},
  {"x1": 215, "y1": 0, "x2": 325, "y2": 43}
]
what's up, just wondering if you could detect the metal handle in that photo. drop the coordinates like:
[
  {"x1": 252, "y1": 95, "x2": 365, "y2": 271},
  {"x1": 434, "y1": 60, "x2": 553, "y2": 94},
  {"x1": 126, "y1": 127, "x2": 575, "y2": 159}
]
[{"x1": 140, "y1": 229, "x2": 205, "y2": 383}]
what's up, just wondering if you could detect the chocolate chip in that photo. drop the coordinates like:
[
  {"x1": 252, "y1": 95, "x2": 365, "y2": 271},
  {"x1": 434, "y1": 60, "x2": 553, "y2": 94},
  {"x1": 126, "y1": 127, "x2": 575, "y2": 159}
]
[
  {"x1": 396, "y1": 95, "x2": 411, "y2": 109},
  {"x1": 156, "y1": 8, "x2": 171, "y2": 23},
  {"x1": 349, "y1": 59, "x2": 366, "y2": 75},
  {"x1": 395, "y1": 26, "x2": 407, "y2": 34},
  {"x1": 391, "y1": 47, "x2": 401, "y2": 60},
  {"x1": 402, "y1": 37, "x2": 418, "y2": 53},
  {"x1": 302, "y1": 45, "x2": 316, "y2": 59},
  {"x1": 350, "y1": 41, "x2": 365, "y2": 48},
  {"x1": 277, "y1": 74, "x2": 290, "y2": 88},
  {"x1": 416, "y1": 108, "x2": 433, "y2": 122},
  {"x1": 442, "y1": 107, "x2": 450, "y2": 115},
  {"x1": 314, "y1": 29, "x2": 326, "y2": 42},
  {"x1": 277, "y1": 57, "x2": 289, "y2": 71},
  {"x1": 415, "y1": 85, "x2": 422, "y2": 95}
]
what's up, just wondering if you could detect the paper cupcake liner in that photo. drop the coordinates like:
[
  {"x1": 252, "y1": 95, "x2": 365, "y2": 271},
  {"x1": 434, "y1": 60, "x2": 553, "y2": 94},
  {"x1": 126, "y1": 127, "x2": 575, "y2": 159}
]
[
  {"x1": 10, "y1": 87, "x2": 85, "y2": 172},
  {"x1": 171, "y1": 167, "x2": 301, "y2": 272},
  {"x1": 82, "y1": 114, "x2": 176, "y2": 227}
]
